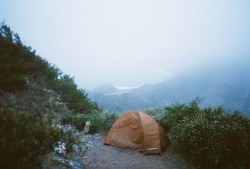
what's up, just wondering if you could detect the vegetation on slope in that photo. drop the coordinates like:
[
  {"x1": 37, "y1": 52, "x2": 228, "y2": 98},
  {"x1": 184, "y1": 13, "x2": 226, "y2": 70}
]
[
  {"x1": 0, "y1": 22, "x2": 99, "y2": 113},
  {"x1": 160, "y1": 99, "x2": 250, "y2": 169},
  {"x1": 0, "y1": 90, "x2": 64, "y2": 168},
  {"x1": 0, "y1": 22, "x2": 100, "y2": 168}
]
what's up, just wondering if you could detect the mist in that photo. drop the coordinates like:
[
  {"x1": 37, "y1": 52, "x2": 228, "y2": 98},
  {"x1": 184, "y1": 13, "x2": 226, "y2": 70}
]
[{"x1": 1, "y1": 0, "x2": 250, "y2": 89}]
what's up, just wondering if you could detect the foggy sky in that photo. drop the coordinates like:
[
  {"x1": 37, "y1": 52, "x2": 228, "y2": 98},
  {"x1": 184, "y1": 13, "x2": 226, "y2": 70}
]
[{"x1": 1, "y1": 0, "x2": 250, "y2": 89}]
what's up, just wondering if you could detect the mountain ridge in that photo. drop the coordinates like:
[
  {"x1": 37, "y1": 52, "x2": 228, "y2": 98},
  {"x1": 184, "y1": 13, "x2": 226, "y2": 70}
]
[{"x1": 88, "y1": 60, "x2": 250, "y2": 116}]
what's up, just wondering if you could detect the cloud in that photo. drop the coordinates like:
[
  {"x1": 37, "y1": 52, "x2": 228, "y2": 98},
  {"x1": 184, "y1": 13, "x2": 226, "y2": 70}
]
[{"x1": 1, "y1": 0, "x2": 250, "y2": 89}]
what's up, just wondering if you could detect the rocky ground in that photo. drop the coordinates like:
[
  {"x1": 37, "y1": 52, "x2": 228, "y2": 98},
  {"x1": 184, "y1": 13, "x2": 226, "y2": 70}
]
[
  {"x1": 43, "y1": 131, "x2": 194, "y2": 169},
  {"x1": 82, "y1": 134, "x2": 193, "y2": 169}
]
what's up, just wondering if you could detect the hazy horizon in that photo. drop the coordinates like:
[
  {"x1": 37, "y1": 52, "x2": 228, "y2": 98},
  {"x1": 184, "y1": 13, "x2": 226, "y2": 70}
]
[{"x1": 1, "y1": 0, "x2": 250, "y2": 89}]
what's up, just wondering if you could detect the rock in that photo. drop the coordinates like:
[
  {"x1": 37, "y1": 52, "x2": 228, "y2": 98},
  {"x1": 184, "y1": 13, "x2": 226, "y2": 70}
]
[
  {"x1": 86, "y1": 141, "x2": 94, "y2": 148},
  {"x1": 52, "y1": 156, "x2": 84, "y2": 169},
  {"x1": 79, "y1": 137, "x2": 86, "y2": 144},
  {"x1": 79, "y1": 144, "x2": 87, "y2": 154},
  {"x1": 54, "y1": 124, "x2": 88, "y2": 155},
  {"x1": 54, "y1": 142, "x2": 66, "y2": 155},
  {"x1": 73, "y1": 144, "x2": 80, "y2": 152}
]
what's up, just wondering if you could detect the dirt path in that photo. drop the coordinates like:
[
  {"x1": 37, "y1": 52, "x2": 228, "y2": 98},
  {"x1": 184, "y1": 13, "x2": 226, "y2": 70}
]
[{"x1": 81, "y1": 134, "x2": 193, "y2": 169}]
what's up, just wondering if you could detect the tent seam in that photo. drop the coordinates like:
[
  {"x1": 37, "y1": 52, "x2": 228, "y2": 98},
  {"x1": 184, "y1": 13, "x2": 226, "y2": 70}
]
[{"x1": 137, "y1": 111, "x2": 146, "y2": 154}]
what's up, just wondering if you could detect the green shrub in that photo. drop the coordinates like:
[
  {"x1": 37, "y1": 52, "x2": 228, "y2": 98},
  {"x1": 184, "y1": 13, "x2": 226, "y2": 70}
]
[
  {"x1": 161, "y1": 100, "x2": 250, "y2": 169},
  {"x1": 60, "y1": 110, "x2": 119, "y2": 134},
  {"x1": 60, "y1": 111, "x2": 100, "y2": 133},
  {"x1": 73, "y1": 113, "x2": 101, "y2": 133},
  {"x1": 0, "y1": 81, "x2": 75, "y2": 169},
  {"x1": 98, "y1": 111, "x2": 119, "y2": 133},
  {"x1": 50, "y1": 74, "x2": 99, "y2": 114},
  {"x1": 0, "y1": 107, "x2": 63, "y2": 169},
  {"x1": 144, "y1": 107, "x2": 165, "y2": 123}
]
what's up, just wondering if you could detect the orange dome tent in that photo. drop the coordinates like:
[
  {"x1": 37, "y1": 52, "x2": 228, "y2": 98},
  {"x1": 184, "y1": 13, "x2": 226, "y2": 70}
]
[{"x1": 104, "y1": 111, "x2": 170, "y2": 155}]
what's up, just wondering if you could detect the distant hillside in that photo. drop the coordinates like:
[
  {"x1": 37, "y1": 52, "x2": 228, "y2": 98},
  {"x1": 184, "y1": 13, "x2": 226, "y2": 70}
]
[
  {"x1": 89, "y1": 59, "x2": 250, "y2": 116},
  {"x1": 91, "y1": 83, "x2": 118, "y2": 95}
]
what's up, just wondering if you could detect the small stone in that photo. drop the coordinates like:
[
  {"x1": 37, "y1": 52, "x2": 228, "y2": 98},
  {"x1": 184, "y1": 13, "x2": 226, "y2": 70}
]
[
  {"x1": 73, "y1": 144, "x2": 80, "y2": 152},
  {"x1": 79, "y1": 137, "x2": 86, "y2": 143},
  {"x1": 54, "y1": 142, "x2": 67, "y2": 155}
]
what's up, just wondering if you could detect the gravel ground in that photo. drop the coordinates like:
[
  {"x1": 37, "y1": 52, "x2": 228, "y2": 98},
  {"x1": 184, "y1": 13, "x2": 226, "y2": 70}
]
[{"x1": 81, "y1": 134, "x2": 194, "y2": 169}]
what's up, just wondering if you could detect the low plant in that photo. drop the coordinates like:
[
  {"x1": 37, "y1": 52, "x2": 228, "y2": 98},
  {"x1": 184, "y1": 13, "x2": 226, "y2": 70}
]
[
  {"x1": 161, "y1": 99, "x2": 250, "y2": 169},
  {"x1": 60, "y1": 110, "x2": 119, "y2": 134},
  {"x1": 0, "y1": 107, "x2": 63, "y2": 169},
  {"x1": 0, "y1": 82, "x2": 74, "y2": 169},
  {"x1": 98, "y1": 111, "x2": 119, "y2": 133}
]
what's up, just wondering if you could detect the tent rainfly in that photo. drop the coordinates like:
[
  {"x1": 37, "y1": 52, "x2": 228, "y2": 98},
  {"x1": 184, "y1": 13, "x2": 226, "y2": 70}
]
[{"x1": 104, "y1": 111, "x2": 170, "y2": 155}]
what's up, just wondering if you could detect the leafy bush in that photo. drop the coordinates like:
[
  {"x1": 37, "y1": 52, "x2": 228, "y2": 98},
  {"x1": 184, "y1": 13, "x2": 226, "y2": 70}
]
[
  {"x1": 72, "y1": 113, "x2": 101, "y2": 133},
  {"x1": 60, "y1": 110, "x2": 119, "y2": 134},
  {"x1": 98, "y1": 111, "x2": 119, "y2": 133},
  {"x1": 50, "y1": 74, "x2": 100, "y2": 114},
  {"x1": 0, "y1": 22, "x2": 60, "y2": 92},
  {"x1": 0, "y1": 81, "x2": 76, "y2": 169},
  {"x1": 60, "y1": 112, "x2": 98, "y2": 132},
  {"x1": 144, "y1": 107, "x2": 165, "y2": 122},
  {"x1": 0, "y1": 107, "x2": 63, "y2": 169},
  {"x1": 161, "y1": 100, "x2": 250, "y2": 169}
]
